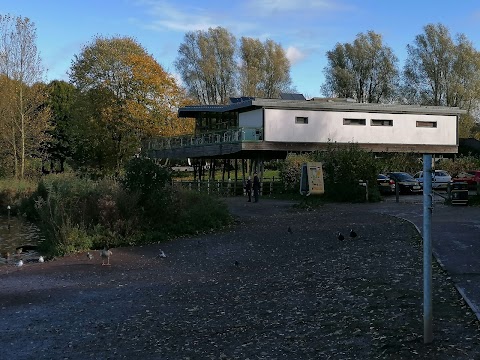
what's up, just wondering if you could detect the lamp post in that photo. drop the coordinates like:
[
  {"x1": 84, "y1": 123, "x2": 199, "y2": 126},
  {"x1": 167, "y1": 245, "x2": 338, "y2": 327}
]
[{"x1": 7, "y1": 205, "x2": 11, "y2": 230}]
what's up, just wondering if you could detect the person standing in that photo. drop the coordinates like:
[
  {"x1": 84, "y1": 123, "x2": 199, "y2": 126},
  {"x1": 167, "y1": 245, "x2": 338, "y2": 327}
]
[
  {"x1": 253, "y1": 172, "x2": 260, "y2": 203},
  {"x1": 245, "y1": 176, "x2": 252, "y2": 202}
]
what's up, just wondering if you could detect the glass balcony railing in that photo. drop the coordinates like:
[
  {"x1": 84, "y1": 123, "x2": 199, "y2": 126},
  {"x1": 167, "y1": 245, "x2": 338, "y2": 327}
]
[{"x1": 145, "y1": 127, "x2": 263, "y2": 151}]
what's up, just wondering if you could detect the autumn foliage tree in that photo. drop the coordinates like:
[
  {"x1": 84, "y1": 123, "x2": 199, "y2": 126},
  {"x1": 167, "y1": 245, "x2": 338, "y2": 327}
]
[
  {"x1": 69, "y1": 36, "x2": 192, "y2": 175},
  {"x1": 239, "y1": 37, "x2": 292, "y2": 98}
]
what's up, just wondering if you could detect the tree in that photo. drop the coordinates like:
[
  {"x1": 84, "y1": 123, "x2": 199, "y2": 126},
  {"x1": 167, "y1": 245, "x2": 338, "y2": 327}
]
[
  {"x1": 403, "y1": 23, "x2": 480, "y2": 108},
  {"x1": 321, "y1": 31, "x2": 399, "y2": 103},
  {"x1": 43, "y1": 80, "x2": 77, "y2": 173},
  {"x1": 239, "y1": 37, "x2": 292, "y2": 98},
  {"x1": 69, "y1": 35, "x2": 192, "y2": 175},
  {"x1": 0, "y1": 14, "x2": 50, "y2": 178},
  {"x1": 175, "y1": 27, "x2": 237, "y2": 105}
]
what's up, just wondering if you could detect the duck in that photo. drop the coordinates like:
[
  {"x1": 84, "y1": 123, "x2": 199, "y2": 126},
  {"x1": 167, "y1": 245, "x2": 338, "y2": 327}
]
[
  {"x1": 100, "y1": 247, "x2": 112, "y2": 266},
  {"x1": 156, "y1": 250, "x2": 167, "y2": 259},
  {"x1": 86, "y1": 252, "x2": 94, "y2": 260},
  {"x1": 337, "y1": 232, "x2": 345, "y2": 241},
  {"x1": 349, "y1": 229, "x2": 357, "y2": 239}
]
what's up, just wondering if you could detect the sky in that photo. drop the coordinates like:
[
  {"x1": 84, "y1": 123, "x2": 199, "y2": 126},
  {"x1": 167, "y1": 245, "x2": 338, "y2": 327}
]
[{"x1": 2, "y1": 0, "x2": 480, "y2": 99}]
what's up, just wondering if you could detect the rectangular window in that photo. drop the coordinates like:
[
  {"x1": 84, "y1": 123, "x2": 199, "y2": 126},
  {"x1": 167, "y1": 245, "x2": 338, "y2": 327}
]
[
  {"x1": 371, "y1": 119, "x2": 393, "y2": 126},
  {"x1": 295, "y1": 116, "x2": 308, "y2": 124},
  {"x1": 416, "y1": 121, "x2": 437, "y2": 128},
  {"x1": 343, "y1": 118, "x2": 366, "y2": 125}
]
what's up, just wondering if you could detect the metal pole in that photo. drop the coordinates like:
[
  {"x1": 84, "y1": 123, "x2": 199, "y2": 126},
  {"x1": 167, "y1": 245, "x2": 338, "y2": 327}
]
[
  {"x1": 7, "y1": 205, "x2": 11, "y2": 231},
  {"x1": 395, "y1": 179, "x2": 399, "y2": 203},
  {"x1": 423, "y1": 154, "x2": 433, "y2": 344}
]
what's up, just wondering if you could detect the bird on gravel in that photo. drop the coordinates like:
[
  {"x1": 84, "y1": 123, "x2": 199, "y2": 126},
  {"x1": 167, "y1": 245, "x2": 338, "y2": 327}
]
[
  {"x1": 100, "y1": 247, "x2": 112, "y2": 266},
  {"x1": 86, "y1": 252, "x2": 94, "y2": 260},
  {"x1": 15, "y1": 259, "x2": 23, "y2": 267},
  {"x1": 349, "y1": 229, "x2": 357, "y2": 239},
  {"x1": 156, "y1": 250, "x2": 167, "y2": 259},
  {"x1": 287, "y1": 226, "x2": 293, "y2": 234},
  {"x1": 337, "y1": 232, "x2": 345, "y2": 241},
  {"x1": 38, "y1": 256, "x2": 44, "y2": 263}
]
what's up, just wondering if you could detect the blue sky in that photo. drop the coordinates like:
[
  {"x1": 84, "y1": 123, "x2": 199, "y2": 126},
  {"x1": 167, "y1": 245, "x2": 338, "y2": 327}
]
[{"x1": 2, "y1": 0, "x2": 480, "y2": 98}]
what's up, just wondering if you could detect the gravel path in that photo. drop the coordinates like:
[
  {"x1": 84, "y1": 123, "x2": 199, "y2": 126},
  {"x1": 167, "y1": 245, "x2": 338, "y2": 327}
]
[{"x1": 1, "y1": 197, "x2": 479, "y2": 359}]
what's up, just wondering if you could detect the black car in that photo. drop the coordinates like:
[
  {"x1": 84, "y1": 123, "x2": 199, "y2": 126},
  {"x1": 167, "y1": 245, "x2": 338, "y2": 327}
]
[
  {"x1": 377, "y1": 174, "x2": 396, "y2": 195},
  {"x1": 386, "y1": 172, "x2": 422, "y2": 194}
]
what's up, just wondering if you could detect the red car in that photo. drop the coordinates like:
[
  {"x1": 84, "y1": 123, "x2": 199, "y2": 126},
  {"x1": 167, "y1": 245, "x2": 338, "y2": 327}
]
[{"x1": 452, "y1": 171, "x2": 480, "y2": 189}]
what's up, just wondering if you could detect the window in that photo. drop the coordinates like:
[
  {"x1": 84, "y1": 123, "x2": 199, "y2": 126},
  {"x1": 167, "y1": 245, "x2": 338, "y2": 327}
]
[
  {"x1": 371, "y1": 119, "x2": 393, "y2": 126},
  {"x1": 295, "y1": 116, "x2": 308, "y2": 124},
  {"x1": 416, "y1": 121, "x2": 437, "y2": 128},
  {"x1": 343, "y1": 118, "x2": 366, "y2": 125}
]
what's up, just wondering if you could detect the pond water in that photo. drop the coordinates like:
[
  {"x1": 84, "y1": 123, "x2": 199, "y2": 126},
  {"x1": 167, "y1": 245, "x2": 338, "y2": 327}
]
[{"x1": 0, "y1": 215, "x2": 44, "y2": 264}]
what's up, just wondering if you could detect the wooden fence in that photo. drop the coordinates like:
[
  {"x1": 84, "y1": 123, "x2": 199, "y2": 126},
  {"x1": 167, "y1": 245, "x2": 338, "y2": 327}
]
[{"x1": 172, "y1": 177, "x2": 284, "y2": 197}]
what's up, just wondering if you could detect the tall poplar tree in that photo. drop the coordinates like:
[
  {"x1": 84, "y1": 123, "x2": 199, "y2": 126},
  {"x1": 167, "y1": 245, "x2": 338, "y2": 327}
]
[
  {"x1": 175, "y1": 27, "x2": 237, "y2": 105},
  {"x1": 0, "y1": 14, "x2": 50, "y2": 178},
  {"x1": 321, "y1": 31, "x2": 399, "y2": 103}
]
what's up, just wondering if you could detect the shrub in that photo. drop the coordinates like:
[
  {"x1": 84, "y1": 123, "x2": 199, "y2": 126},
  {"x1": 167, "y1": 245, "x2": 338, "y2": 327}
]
[
  {"x1": 312, "y1": 143, "x2": 380, "y2": 202},
  {"x1": 278, "y1": 153, "x2": 313, "y2": 191},
  {"x1": 437, "y1": 155, "x2": 480, "y2": 177}
]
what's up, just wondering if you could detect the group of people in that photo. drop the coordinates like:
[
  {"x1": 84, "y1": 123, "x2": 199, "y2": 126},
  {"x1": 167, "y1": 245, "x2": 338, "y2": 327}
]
[{"x1": 245, "y1": 172, "x2": 260, "y2": 203}]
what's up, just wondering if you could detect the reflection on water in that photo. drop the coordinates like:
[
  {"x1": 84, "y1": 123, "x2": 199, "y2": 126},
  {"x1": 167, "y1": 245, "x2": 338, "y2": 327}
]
[{"x1": 0, "y1": 215, "x2": 44, "y2": 263}]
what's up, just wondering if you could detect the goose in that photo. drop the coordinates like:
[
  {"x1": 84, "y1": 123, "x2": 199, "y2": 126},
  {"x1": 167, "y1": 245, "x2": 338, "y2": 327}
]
[{"x1": 100, "y1": 247, "x2": 112, "y2": 266}]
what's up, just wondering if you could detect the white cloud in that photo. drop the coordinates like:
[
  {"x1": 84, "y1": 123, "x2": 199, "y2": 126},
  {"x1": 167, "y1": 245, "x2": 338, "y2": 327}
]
[
  {"x1": 286, "y1": 46, "x2": 306, "y2": 65},
  {"x1": 132, "y1": 0, "x2": 255, "y2": 33},
  {"x1": 248, "y1": 0, "x2": 350, "y2": 13}
]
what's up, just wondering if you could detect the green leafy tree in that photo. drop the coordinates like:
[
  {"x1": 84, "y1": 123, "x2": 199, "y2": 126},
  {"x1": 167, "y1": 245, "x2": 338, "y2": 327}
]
[
  {"x1": 321, "y1": 31, "x2": 399, "y2": 103},
  {"x1": 44, "y1": 80, "x2": 77, "y2": 173}
]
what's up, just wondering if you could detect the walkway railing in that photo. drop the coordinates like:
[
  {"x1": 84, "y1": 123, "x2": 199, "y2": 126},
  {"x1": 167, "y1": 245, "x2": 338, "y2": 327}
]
[{"x1": 145, "y1": 127, "x2": 263, "y2": 151}]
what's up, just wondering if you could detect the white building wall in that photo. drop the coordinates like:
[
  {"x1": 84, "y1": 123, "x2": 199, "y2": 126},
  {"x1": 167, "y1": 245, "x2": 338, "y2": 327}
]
[
  {"x1": 263, "y1": 109, "x2": 457, "y2": 145},
  {"x1": 239, "y1": 109, "x2": 263, "y2": 127}
]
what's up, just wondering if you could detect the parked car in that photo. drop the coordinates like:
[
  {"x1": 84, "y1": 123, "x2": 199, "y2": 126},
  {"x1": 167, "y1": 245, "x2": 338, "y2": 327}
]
[
  {"x1": 452, "y1": 170, "x2": 480, "y2": 190},
  {"x1": 413, "y1": 170, "x2": 452, "y2": 190},
  {"x1": 386, "y1": 172, "x2": 422, "y2": 194},
  {"x1": 377, "y1": 174, "x2": 396, "y2": 195}
]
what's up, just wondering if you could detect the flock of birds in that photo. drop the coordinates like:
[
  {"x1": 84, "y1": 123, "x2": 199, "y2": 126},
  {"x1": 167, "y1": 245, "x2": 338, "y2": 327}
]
[
  {"x1": 86, "y1": 247, "x2": 167, "y2": 266},
  {"x1": 0, "y1": 248, "x2": 44, "y2": 267},
  {"x1": 338, "y1": 229, "x2": 357, "y2": 241}
]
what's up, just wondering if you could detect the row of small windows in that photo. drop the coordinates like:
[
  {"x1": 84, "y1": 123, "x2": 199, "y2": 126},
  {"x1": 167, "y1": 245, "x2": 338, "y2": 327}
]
[{"x1": 295, "y1": 117, "x2": 437, "y2": 128}]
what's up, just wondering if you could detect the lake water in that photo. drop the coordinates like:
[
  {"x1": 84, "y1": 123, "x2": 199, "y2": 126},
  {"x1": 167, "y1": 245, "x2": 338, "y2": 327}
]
[{"x1": 0, "y1": 215, "x2": 44, "y2": 263}]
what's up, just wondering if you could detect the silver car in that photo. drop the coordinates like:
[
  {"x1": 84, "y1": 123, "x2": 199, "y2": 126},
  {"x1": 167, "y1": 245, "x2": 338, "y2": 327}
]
[{"x1": 413, "y1": 170, "x2": 452, "y2": 190}]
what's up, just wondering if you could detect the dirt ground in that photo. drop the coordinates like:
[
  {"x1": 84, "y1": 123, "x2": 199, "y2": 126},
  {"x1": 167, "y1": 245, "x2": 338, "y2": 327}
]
[{"x1": 1, "y1": 197, "x2": 480, "y2": 359}]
